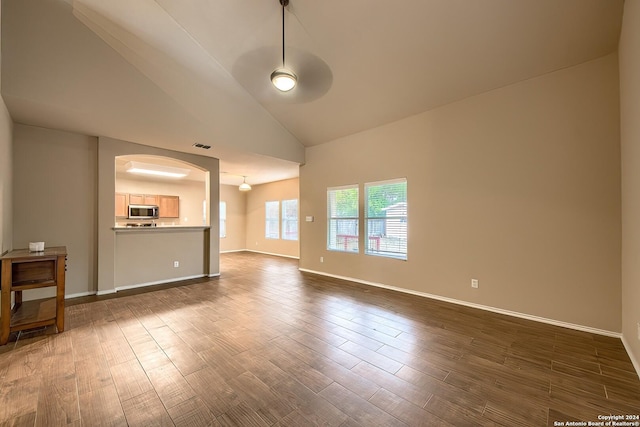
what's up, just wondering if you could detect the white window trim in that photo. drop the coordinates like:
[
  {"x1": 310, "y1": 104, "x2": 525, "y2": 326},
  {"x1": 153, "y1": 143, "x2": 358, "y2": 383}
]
[{"x1": 327, "y1": 184, "x2": 360, "y2": 253}]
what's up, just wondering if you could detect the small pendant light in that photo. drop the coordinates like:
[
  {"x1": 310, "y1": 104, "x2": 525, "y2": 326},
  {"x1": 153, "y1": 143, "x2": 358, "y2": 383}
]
[{"x1": 239, "y1": 176, "x2": 252, "y2": 191}]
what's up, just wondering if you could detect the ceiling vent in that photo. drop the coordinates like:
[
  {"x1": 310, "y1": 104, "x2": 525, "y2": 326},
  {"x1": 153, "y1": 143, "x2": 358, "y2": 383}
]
[{"x1": 192, "y1": 143, "x2": 211, "y2": 150}]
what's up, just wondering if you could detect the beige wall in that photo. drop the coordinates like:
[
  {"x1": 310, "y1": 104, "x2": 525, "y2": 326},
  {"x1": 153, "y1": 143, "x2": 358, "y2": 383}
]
[
  {"x1": 300, "y1": 54, "x2": 621, "y2": 332},
  {"x1": 0, "y1": 99, "x2": 11, "y2": 256},
  {"x1": 115, "y1": 229, "x2": 205, "y2": 288},
  {"x1": 12, "y1": 124, "x2": 98, "y2": 298},
  {"x1": 620, "y1": 0, "x2": 640, "y2": 372},
  {"x1": 246, "y1": 178, "x2": 299, "y2": 258},
  {"x1": 116, "y1": 177, "x2": 207, "y2": 227},
  {"x1": 0, "y1": 1, "x2": 12, "y2": 257},
  {"x1": 219, "y1": 184, "x2": 247, "y2": 252}
]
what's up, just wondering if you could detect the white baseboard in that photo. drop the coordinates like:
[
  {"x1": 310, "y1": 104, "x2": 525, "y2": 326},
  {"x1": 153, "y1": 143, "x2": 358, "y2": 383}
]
[
  {"x1": 244, "y1": 249, "x2": 300, "y2": 260},
  {"x1": 621, "y1": 335, "x2": 640, "y2": 379},
  {"x1": 220, "y1": 248, "x2": 300, "y2": 260},
  {"x1": 65, "y1": 290, "x2": 97, "y2": 299},
  {"x1": 298, "y1": 268, "x2": 621, "y2": 339},
  {"x1": 115, "y1": 274, "x2": 207, "y2": 292},
  {"x1": 72, "y1": 274, "x2": 217, "y2": 298}
]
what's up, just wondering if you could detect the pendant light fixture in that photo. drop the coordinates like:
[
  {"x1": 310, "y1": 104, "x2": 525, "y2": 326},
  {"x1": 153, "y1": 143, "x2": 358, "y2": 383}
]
[
  {"x1": 271, "y1": 0, "x2": 297, "y2": 91},
  {"x1": 239, "y1": 176, "x2": 252, "y2": 192}
]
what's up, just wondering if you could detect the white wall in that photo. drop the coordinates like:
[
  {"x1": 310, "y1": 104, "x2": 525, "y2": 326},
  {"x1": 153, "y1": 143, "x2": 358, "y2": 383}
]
[
  {"x1": 300, "y1": 54, "x2": 621, "y2": 333},
  {"x1": 619, "y1": 0, "x2": 640, "y2": 374}
]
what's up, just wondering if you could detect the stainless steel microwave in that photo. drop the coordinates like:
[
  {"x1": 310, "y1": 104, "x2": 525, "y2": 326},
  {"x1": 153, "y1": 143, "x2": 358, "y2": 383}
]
[{"x1": 128, "y1": 204, "x2": 159, "y2": 219}]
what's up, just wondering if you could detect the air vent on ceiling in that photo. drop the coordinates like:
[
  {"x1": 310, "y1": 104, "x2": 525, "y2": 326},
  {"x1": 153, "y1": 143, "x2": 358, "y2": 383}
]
[{"x1": 192, "y1": 143, "x2": 211, "y2": 150}]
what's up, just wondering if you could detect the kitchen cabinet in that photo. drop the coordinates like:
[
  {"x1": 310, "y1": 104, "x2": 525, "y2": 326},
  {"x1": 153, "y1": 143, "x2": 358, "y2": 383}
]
[
  {"x1": 115, "y1": 193, "x2": 128, "y2": 217},
  {"x1": 129, "y1": 194, "x2": 158, "y2": 205},
  {"x1": 0, "y1": 246, "x2": 67, "y2": 345},
  {"x1": 159, "y1": 195, "x2": 180, "y2": 218}
]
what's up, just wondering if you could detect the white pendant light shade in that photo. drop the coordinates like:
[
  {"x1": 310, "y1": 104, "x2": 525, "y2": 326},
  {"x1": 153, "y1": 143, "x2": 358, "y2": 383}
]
[
  {"x1": 239, "y1": 176, "x2": 252, "y2": 191},
  {"x1": 271, "y1": 68, "x2": 297, "y2": 91}
]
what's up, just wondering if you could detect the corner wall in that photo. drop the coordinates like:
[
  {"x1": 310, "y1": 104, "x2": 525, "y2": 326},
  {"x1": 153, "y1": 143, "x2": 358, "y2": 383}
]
[
  {"x1": 619, "y1": 0, "x2": 640, "y2": 373},
  {"x1": 300, "y1": 54, "x2": 621, "y2": 333}
]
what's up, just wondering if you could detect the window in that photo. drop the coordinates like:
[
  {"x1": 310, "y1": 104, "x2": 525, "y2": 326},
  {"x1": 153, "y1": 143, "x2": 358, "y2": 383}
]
[
  {"x1": 219, "y1": 201, "x2": 226, "y2": 238},
  {"x1": 265, "y1": 201, "x2": 280, "y2": 239},
  {"x1": 327, "y1": 185, "x2": 359, "y2": 252},
  {"x1": 282, "y1": 199, "x2": 298, "y2": 241},
  {"x1": 365, "y1": 178, "x2": 407, "y2": 259}
]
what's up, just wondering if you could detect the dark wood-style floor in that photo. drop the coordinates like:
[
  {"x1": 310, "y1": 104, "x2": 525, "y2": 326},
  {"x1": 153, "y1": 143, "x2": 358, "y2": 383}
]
[{"x1": 0, "y1": 252, "x2": 638, "y2": 426}]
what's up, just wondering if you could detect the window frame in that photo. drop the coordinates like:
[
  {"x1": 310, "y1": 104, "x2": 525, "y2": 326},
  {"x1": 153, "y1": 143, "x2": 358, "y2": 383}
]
[
  {"x1": 327, "y1": 184, "x2": 360, "y2": 253},
  {"x1": 365, "y1": 178, "x2": 408, "y2": 260}
]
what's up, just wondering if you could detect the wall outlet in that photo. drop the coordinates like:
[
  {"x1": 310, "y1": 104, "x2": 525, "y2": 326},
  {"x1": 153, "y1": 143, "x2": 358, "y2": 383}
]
[
  {"x1": 637, "y1": 323, "x2": 640, "y2": 341},
  {"x1": 471, "y1": 279, "x2": 479, "y2": 288},
  {"x1": 173, "y1": 261, "x2": 179, "y2": 268},
  {"x1": 320, "y1": 256, "x2": 324, "y2": 263}
]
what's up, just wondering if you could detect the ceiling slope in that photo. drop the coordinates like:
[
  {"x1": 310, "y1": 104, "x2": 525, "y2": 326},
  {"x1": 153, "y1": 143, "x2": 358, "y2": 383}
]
[
  {"x1": 1, "y1": 0, "x2": 303, "y2": 185},
  {"x1": 2, "y1": 0, "x2": 624, "y2": 184},
  {"x1": 148, "y1": 0, "x2": 623, "y2": 146}
]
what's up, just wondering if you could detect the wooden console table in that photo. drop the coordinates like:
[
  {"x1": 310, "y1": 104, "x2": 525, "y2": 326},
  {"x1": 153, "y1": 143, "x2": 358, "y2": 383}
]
[{"x1": 0, "y1": 246, "x2": 67, "y2": 345}]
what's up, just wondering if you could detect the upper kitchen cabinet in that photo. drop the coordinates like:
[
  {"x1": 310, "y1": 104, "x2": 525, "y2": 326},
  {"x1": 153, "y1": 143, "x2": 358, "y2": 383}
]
[
  {"x1": 115, "y1": 193, "x2": 128, "y2": 217},
  {"x1": 129, "y1": 194, "x2": 158, "y2": 205},
  {"x1": 159, "y1": 195, "x2": 179, "y2": 218}
]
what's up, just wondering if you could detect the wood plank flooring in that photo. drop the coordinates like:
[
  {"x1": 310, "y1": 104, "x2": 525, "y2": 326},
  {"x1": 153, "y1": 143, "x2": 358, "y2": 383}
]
[{"x1": 0, "y1": 251, "x2": 638, "y2": 426}]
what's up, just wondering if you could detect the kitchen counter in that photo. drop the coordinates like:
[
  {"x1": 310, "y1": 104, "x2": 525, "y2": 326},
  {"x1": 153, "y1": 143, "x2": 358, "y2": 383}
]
[{"x1": 113, "y1": 225, "x2": 210, "y2": 232}]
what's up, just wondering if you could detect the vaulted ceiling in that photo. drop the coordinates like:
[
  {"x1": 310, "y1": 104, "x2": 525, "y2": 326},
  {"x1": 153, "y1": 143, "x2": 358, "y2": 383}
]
[{"x1": 1, "y1": 0, "x2": 624, "y2": 185}]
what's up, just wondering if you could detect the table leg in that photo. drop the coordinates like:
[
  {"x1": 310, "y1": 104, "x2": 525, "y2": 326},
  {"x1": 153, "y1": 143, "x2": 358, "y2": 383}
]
[{"x1": 1, "y1": 260, "x2": 12, "y2": 345}]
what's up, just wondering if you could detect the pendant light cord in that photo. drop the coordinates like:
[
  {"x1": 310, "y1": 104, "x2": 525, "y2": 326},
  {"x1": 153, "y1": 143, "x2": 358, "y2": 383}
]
[{"x1": 281, "y1": 0, "x2": 286, "y2": 67}]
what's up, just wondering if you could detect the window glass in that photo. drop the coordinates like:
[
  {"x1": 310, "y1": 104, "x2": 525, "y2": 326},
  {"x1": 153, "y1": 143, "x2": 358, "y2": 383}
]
[
  {"x1": 282, "y1": 199, "x2": 298, "y2": 241},
  {"x1": 219, "y1": 201, "x2": 226, "y2": 238},
  {"x1": 265, "y1": 201, "x2": 280, "y2": 239},
  {"x1": 365, "y1": 178, "x2": 407, "y2": 260},
  {"x1": 327, "y1": 185, "x2": 359, "y2": 252}
]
